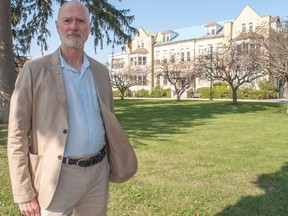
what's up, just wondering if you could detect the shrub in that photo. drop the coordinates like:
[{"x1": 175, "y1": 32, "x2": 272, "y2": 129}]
[
  {"x1": 134, "y1": 89, "x2": 150, "y2": 98},
  {"x1": 197, "y1": 87, "x2": 211, "y2": 98},
  {"x1": 258, "y1": 79, "x2": 278, "y2": 92},
  {"x1": 113, "y1": 89, "x2": 131, "y2": 98},
  {"x1": 113, "y1": 90, "x2": 121, "y2": 97},
  {"x1": 150, "y1": 86, "x2": 171, "y2": 98},
  {"x1": 197, "y1": 85, "x2": 277, "y2": 99}
]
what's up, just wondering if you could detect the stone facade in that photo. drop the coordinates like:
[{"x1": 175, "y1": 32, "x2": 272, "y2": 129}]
[{"x1": 108, "y1": 5, "x2": 282, "y2": 98}]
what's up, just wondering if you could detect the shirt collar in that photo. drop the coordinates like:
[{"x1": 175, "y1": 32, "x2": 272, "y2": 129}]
[{"x1": 58, "y1": 48, "x2": 90, "y2": 74}]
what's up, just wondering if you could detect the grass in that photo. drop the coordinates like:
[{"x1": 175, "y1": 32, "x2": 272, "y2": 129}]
[{"x1": 1, "y1": 100, "x2": 288, "y2": 215}]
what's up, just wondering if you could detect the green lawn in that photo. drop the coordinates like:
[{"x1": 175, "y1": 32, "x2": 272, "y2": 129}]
[{"x1": 1, "y1": 100, "x2": 288, "y2": 216}]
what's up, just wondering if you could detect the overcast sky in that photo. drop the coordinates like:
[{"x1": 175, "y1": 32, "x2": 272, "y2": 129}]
[{"x1": 29, "y1": 0, "x2": 288, "y2": 64}]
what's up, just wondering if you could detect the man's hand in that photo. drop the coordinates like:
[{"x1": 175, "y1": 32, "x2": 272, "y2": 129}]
[{"x1": 19, "y1": 197, "x2": 41, "y2": 216}]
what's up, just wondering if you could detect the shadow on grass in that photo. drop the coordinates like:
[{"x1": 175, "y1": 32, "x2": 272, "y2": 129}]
[
  {"x1": 114, "y1": 99, "x2": 283, "y2": 142},
  {"x1": 0, "y1": 124, "x2": 8, "y2": 147},
  {"x1": 215, "y1": 162, "x2": 288, "y2": 216}
]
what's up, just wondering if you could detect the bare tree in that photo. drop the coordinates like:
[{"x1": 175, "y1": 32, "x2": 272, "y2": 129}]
[
  {"x1": 196, "y1": 34, "x2": 265, "y2": 103},
  {"x1": 260, "y1": 19, "x2": 288, "y2": 106},
  {"x1": 109, "y1": 66, "x2": 148, "y2": 100},
  {"x1": 155, "y1": 60, "x2": 199, "y2": 100}
]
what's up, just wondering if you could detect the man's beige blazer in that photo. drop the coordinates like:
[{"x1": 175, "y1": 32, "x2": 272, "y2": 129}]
[{"x1": 7, "y1": 49, "x2": 137, "y2": 209}]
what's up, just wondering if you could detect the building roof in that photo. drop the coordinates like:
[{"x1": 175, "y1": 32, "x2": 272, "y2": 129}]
[
  {"x1": 155, "y1": 20, "x2": 233, "y2": 46},
  {"x1": 270, "y1": 16, "x2": 280, "y2": 23},
  {"x1": 142, "y1": 28, "x2": 158, "y2": 37},
  {"x1": 130, "y1": 47, "x2": 149, "y2": 54}
]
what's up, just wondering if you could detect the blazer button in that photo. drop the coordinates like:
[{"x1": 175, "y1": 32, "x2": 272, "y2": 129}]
[
  {"x1": 63, "y1": 129, "x2": 68, "y2": 134},
  {"x1": 58, "y1": 155, "x2": 63, "y2": 160}
]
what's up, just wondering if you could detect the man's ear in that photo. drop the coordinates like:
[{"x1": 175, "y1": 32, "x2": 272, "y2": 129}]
[{"x1": 55, "y1": 20, "x2": 59, "y2": 31}]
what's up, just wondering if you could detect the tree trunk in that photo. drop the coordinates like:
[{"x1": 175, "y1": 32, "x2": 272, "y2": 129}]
[
  {"x1": 285, "y1": 77, "x2": 288, "y2": 113},
  {"x1": 0, "y1": 0, "x2": 16, "y2": 123},
  {"x1": 231, "y1": 87, "x2": 238, "y2": 103},
  {"x1": 120, "y1": 91, "x2": 125, "y2": 100}
]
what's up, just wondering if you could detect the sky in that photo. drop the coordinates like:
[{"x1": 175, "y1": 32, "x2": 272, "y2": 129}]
[{"x1": 29, "y1": 0, "x2": 288, "y2": 64}]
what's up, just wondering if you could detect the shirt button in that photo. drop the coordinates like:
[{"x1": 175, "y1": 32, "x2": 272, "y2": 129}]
[
  {"x1": 63, "y1": 129, "x2": 68, "y2": 134},
  {"x1": 58, "y1": 155, "x2": 63, "y2": 160}
]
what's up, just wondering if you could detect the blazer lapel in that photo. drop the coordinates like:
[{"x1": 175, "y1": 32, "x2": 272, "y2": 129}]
[
  {"x1": 89, "y1": 58, "x2": 108, "y2": 103},
  {"x1": 49, "y1": 49, "x2": 68, "y2": 118}
]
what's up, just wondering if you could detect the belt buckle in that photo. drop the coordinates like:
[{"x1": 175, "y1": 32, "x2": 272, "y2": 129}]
[{"x1": 77, "y1": 158, "x2": 92, "y2": 167}]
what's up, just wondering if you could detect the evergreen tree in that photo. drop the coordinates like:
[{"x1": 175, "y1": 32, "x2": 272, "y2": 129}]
[{"x1": 0, "y1": 0, "x2": 136, "y2": 122}]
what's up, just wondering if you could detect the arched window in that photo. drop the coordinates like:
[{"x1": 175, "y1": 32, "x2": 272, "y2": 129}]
[
  {"x1": 242, "y1": 23, "x2": 246, "y2": 33},
  {"x1": 249, "y1": 22, "x2": 253, "y2": 32},
  {"x1": 186, "y1": 48, "x2": 191, "y2": 61},
  {"x1": 180, "y1": 49, "x2": 185, "y2": 62}
]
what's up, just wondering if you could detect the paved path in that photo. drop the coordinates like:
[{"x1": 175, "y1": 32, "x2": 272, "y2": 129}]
[{"x1": 121, "y1": 97, "x2": 288, "y2": 104}]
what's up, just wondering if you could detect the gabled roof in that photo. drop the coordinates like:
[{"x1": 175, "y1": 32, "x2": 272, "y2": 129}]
[
  {"x1": 205, "y1": 21, "x2": 219, "y2": 27},
  {"x1": 141, "y1": 28, "x2": 158, "y2": 37},
  {"x1": 270, "y1": 16, "x2": 280, "y2": 23},
  {"x1": 161, "y1": 30, "x2": 179, "y2": 35}
]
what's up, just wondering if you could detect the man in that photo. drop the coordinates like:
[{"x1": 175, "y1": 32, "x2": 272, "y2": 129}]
[{"x1": 7, "y1": 1, "x2": 137, "y2": 216}]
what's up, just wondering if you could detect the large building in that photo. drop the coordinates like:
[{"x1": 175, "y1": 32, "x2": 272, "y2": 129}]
[{"x1": 108, "y1": 5, "x2": 282, "y2": 98}]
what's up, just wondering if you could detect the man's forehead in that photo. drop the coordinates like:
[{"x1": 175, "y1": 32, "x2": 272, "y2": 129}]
[{"x1": 58, "y1": 2, "x2": 89, "y2": 20}]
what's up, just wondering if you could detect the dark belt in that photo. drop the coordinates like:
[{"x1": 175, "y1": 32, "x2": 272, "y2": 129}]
[{"x1": 62, "y1": 146, "x2": 106, "y2": 167}]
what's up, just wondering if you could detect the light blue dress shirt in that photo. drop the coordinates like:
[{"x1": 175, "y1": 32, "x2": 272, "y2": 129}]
[{"x1": 59, "y1": 50, "x2": 105, "y2": 158}]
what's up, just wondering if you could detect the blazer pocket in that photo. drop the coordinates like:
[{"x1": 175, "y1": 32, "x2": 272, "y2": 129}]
[{"x1": 28, "y1": 153, "x2": 42, "y2": 195}]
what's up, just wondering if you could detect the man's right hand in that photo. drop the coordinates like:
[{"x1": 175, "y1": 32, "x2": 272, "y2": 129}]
[{"x1": 19, "y1": 197, "x2": 41, "y2": 216}]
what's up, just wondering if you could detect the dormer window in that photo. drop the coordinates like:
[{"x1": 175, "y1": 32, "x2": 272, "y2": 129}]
[
  {"x1": 161, "y1": 30, "x2": 179, "y2": 43},
  {"x1": 205, "y1": 22, "x2": 223, "y2": 36},
  {"x1": 163, "y1": 34, "x2": 170, "y2": 43}
]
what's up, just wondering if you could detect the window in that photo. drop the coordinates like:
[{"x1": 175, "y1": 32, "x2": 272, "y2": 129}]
[
  {"x1": 111, "y1": 58, "x2": 124, "y2": 69},
  {"x1": 166, "y1": 35, "x2": 169, "y2": 42},
  {"x1": 217, "y1": 43, "x2": 222, "y2": 57},
  {"x1": 170, "y1": 49, "x2": 175, "y2": 63},
  {"x1": 206, "y1": 27, "x2": 217, "y2": 36},
  {"x1": 143, "y1": 76, "x2": 147, "y2": 85},
  {"x1": 130, "y1": 57, "x2": 133, "y2": 66},
  {"x1": 181, "y1": 49, "x2": 185, "y2": 62},
  {"x1": 156, "y1": 51, "x2": 161, "y2": 64},
  {"x1": 186, "y1": 48, "x2": 191, "y2": 61},
  {"x1": 198, "y1": 45, "x2": 204, "y2": 56},
  {"x1": 207, "y1": 45, "x2": 213, "y2": 59},
  {"x1": 129, "y1": 54, "x2": 147, "y2": 66},
  {"x1": 242, "y1": 23, "x2": 246, "y2": 33},
  {"x1": 143, "y1": 56, "x2": 147, "y2": 65},
  {"x1": 163, "y1": 50, "x2": 168, "y2": 63},
  {"x1": 163, "y1": 75, "x2": 168, "y2": 85},
  {"x1": 249, "y1": 22, "x2": 253, "y2": 32},
  {"x1": 211, "y1": 28, "x2": 215, "y2": 35},
  {"x1": 156, "y1": 74, "x2": 161, "y2": 85},
  {"x1": 138, "y1": 56, "x2": 142, "y2": 65},
  {"x1": 137, "y1": 41, "x2": 140, "y2": 48},
  {"x1": 138, "y1": 76, "x2": 142, "y2": 84}
]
